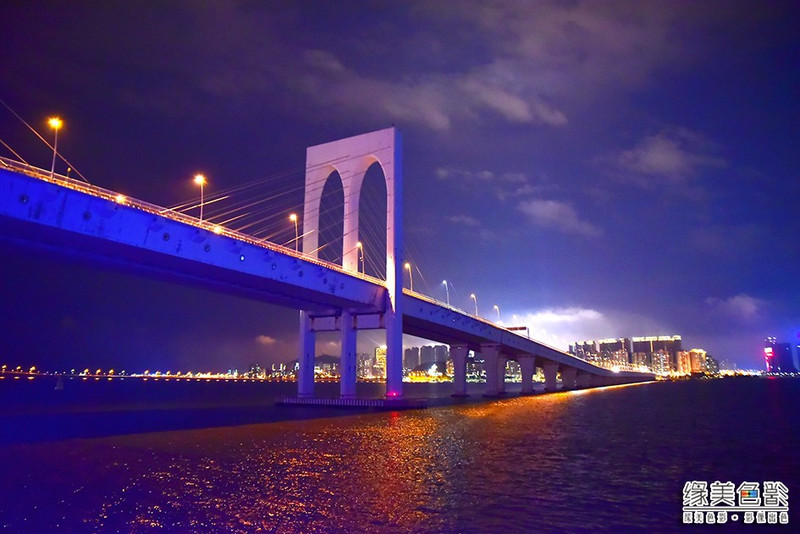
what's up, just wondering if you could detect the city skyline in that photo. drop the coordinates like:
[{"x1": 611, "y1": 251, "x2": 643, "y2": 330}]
[{"x1": 1, "y1": 2, "x2": 798, "y2": 371}]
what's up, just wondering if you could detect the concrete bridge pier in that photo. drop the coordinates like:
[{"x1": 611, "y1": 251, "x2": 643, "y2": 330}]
[
  {"x1": 298, "y1": 311, "x2": 316, "y2": 398},
  {"x1": 497, "y1": 355, "x2": 508, "y2": 395},
  {"x1": 561, "y1": 366, "x2": 577, "y2": 390},
  {"x1": 450, "y1": 344, "x2": 469, "y2": 397},
  {"x1": 339, "y1": 311, "x2": 357, "y2": 398},
  {"x1": 543, "y1": 361, "x2": 559, "y2": 392},
  {"x1": 519, "y1": 355, "x2": 535, "y2": 395},
  {"x1": 481, "y1": 344, "x2": 502, "y2": 397}
]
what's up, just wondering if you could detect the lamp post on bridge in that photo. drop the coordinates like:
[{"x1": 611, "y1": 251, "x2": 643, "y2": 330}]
[
  {"x1": 442, "y1": 280, "x2": 450, "y2": 306},
  {"x1": 493, "y1": 304, "x2": 500, "y2": 322},
  {"x1": 404, "y1": 262, "x2": 413, "y2": 291},
  {"x1": 48, "y1": 117, "x2": 62, "y2": 179},
  {"x1": 470, "y1": 293, "x2": 478, "y2": 316},
  {"x1": 289, "y1": 213, "x2": 299, "y2": 252},
  {"x1": 194, "y1": 174, "x2": 207, "y2": 221},
  {"x1": 356, "y1": 241, "x2": 364, "y2": 273}
]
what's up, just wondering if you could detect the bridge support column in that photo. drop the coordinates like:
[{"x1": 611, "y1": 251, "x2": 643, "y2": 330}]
[
  {"x1": 497, "y1": 356, "x2": 507, "y2": 395},
  {"x1": 297, "y1": 311, "x2": 316, "y2": 398},
  {"x1": 543, "y1": 362, "x2": 559, "y2": 392},
  {"x1": 339, "y1": 311, "x2": 357, "y2": 398},
  {"x1": 385, "y1": 306, "x2": 403, "y2": 398},
  {"x1": 576, "y1": 372, "x2": 592, "y2": 388},
  {"x1": 481, "y1": 344, "x2": 501, "y2": 397},
  {"x1": 561, "y1": 367, "x2": 577, "y2": 390},
  {"x1": 450, "y1": 344, "x2": 469, "y2": 397},
  {"x1": 519, "y1": 356, "x2": 535, "y2": 395}
]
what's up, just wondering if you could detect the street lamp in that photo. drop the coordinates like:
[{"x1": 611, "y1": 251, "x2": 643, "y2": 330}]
[
  {"x1": 194, "y1": 174, "x2": 207, "y2": 221},
  {"x1": 404, "y1": 262, "x2": 413, "y2": 291},
  {"x1": 289, "y1": 213, "x2": 299, "y2": 252},
  {"x1": 442, "y1": 280, "x2": 450, "y2": 306},
  {"x1": 48, "y1": 117, "x2": 62, "y2": 179},
  {"x1": 470, "y1": 293, "x2": 478, "y2": 316},
  {"x1": 356, "y1": 241, "x2": 364, "y2": 273},
  {"x1": 493, "y1": 304, "x2": 500, "y2": 321}
]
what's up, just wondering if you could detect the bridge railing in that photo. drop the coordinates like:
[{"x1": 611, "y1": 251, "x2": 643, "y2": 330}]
[{"x1": 0, "y1": 156, "x2": 393, "y2": 286}]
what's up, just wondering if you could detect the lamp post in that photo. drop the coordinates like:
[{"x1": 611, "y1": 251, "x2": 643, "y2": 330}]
[
  {"x1": 442, "y1": 280, "x2": 450, "y2": 306},
  {"x1": 404, "y1": 262, "x2": 413, "y2": 291},
  {"x1": 289, "y1": 213, "x2": 299, "y2": 252},
  {"x1": 194, "y1": 174, "x2": 206, "y2": 221},
  {"x1": 48, "y1": 117, "x2": 62, "y2": 179},
  {"x1": 356, "y1": 241, "x2": 364, "y2": 273},
  {"x1": 493, "y1": 305, "x2": 500, "y2": 321},
  {"x1": 470, "y1": 293, "x2": 478, "y2": 316}
]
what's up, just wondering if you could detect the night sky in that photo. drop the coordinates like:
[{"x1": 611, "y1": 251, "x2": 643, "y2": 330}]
[{"x1": 1, "y1": 2, "x2": 798, "y2": 372}]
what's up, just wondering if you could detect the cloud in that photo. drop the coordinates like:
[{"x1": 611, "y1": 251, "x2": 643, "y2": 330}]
[
  {"x1": 613, "y1": 129, "x2": 726, "y2": 185},
  {"x1": 517, "y1": 199, "x2": 602, "y2": 237},
  {"x1": 509, "y1": 308, "x2": 609, "y2": 351},
  {"x1": 459, "y1": 75, "x2": 567, "y2": 125},
  {"x1": 509, "y1": 307, "x2": 671, "y2": 351},
  {"x1": 436, "y1": 167, "x2": 527, "y2": 183},
  {"x1": 705, "y1": 294, "x2": 766, "y2": 320},
  {"x1": 446, "y1": 214, "x2": 496, "y2": 241},
  {"x1": 448, "y1": 215, "x2": 481, "y2": 227},
  {"x1": 255, "y1": 334, "x2": 277, "y2": 346}
]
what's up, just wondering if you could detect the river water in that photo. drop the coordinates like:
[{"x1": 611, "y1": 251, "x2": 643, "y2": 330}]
[{"x1": 0, "y1": 377, "x2": 797, "y2": 532}]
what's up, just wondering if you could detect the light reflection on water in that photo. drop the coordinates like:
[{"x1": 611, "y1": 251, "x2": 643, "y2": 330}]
[{"x1": 1, "y1": 378, "x2": 798, "y2": 532}]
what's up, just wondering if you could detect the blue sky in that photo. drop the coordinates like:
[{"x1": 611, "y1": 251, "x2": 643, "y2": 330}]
[{"x1": 1, "y1": 1, "x2": 798, "y2": 371}]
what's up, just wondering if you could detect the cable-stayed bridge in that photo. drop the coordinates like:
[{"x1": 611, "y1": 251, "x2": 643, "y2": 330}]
[{"x1": 0, "y1": 128, "x2": 654, "y2": 405}]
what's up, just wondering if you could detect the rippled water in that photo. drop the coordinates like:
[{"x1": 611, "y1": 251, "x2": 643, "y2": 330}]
[{"x1": 1, "y1": 378, "x2": 798, "y2": 532}]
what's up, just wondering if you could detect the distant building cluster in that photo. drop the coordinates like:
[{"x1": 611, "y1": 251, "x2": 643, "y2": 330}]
[{"x1": 569, "y1": 335, "x2": 720, "y2": 375}]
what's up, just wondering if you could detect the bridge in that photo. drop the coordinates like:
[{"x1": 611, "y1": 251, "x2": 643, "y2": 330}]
[{"x1": 0, "y1": 127, "x2": 654, "y2": 404}]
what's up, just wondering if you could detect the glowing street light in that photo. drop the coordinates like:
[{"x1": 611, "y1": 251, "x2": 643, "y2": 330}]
[
  {"x1": 470, "y1": 293, "x2": 478, "y2": 316},
  {"x1": 48, "y1": 117, "x2": 63, "y2": 179},
  {"x1": 442, "y1": 280, "x2": 450, "y2": 306},
  {"x1": 356, "y1": 241, "x2": 364, "y2": 273},
  {"x1": 289, "y1": 213, "x2": 299, "y2": 252},
  {"x1": 404, "y1": 262, "x2": 413, "y2": 291},
  {"x1": 194, "y1": 174, "x2": 207, "y2": 221},
  {"x1": 493, "y1": 304, "x2": 500, "y2": 321}
]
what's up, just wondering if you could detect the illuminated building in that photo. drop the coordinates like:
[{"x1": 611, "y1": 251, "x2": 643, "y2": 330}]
[
  {"x1": 764, "y1": 336, "x2": 776, "y2": 372},
  {"x1": 765, "y1": 337, "x2": 796, "y2": 373},
  {"x1": 374, "y1": 345, "x2": 387, "y2": 378},
  {"x1": 631, "y1": 336, "x2": 682, "y2": 370},
  {"x1": 689, "y1": 349, "x2": 707, "y2": 373},
  {"x1": 571, "y1": 335, "x2": 682, "y2": 372},
  {"x1": 570, "y1": 338, "x2": 630, "y2": 365},
  {"x1": 677, "y1": 351, "x2": 692, "y2": 374}
]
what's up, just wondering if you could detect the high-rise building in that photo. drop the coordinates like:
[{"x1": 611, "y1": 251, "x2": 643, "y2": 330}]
[
  {"x1": 765, "y1": 337, "x2": 796, "y2": 373},
  {"x1": 434, "y1": 345, "x2": 449, "y2": 363},
  {"x1": 689, "y1": 349, "x2": 707, "y2": 373},
  {"x1": 420, "y1": 345, "x2": 436, "y2": 366},
  {"x1": 764, "y1": 337, "x2": 776, "y2": 372},
  {"x1": 631, "y1": 336, "x2": 682, "y2": 370},
  {"x1": 374, "y1": 345, "x2": 387, "y2": 378},
  {"x1": 570, "y1": 335, "x2": 681, "y2": 371},
  {"x1": 357, "y1": 352, "x2": 373, "y2": 378},
  {"x1": 404, "y1": 347, "x2": 420, "y2": 371},
  {"x1": 677, "y1": 351, "x2": 692, "y2": 374}
]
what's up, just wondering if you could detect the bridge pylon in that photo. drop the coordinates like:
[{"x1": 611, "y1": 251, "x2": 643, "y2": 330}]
[{"x1": 298, "y1": 127, "x2": 404, "y2": 399}]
